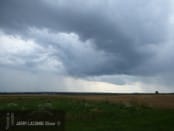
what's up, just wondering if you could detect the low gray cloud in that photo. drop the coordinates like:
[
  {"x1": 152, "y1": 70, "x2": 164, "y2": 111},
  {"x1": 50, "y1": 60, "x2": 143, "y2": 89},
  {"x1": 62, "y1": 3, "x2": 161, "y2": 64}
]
[{"x1": 0, "y1": 0, "x2": 174, "y2": 92}]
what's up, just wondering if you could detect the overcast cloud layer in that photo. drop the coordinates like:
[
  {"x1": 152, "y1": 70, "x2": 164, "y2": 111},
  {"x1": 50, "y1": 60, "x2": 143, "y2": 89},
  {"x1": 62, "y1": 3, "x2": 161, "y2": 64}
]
[{"x1": 0, "y1": 0, "x2": 174, "y2": 92}]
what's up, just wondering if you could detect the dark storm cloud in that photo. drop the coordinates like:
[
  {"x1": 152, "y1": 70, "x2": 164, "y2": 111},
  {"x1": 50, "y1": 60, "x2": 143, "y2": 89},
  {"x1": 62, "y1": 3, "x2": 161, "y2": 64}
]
[{"x1": 0, "y1": 0, "x2": 173, "y2": 76}]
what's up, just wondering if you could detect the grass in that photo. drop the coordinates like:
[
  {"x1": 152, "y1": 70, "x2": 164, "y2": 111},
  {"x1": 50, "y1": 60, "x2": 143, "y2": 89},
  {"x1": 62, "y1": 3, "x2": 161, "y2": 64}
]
[{"x1": 0, "y1": 95, "x2": 174, "y2": 131}]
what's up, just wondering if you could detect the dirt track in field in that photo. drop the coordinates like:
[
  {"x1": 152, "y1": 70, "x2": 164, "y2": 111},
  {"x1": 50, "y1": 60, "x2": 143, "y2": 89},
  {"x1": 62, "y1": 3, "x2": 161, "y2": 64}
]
[{"x1": 0, "y1": 94, "x2": 174, "y2": 109}]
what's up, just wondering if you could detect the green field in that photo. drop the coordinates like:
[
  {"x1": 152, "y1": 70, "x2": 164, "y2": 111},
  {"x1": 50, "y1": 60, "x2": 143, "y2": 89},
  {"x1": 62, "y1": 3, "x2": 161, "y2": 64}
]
[{"x1": 0, "y1": 95, "x2": 174, "y2": 131}]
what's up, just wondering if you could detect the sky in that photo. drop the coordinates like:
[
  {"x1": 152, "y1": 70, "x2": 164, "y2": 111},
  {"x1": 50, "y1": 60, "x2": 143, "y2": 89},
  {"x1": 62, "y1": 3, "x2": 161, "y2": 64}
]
[{"x1": 0, "y1": 0, "x2": 174, "y2": 93}]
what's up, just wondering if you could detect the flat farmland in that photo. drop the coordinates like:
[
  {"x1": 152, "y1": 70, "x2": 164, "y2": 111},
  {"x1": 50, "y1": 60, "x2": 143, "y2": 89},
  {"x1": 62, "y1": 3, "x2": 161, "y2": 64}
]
[
  {"x1": 1, "y1": 93, "x2": 173, "y2": 108},
  {"x1": 58, "y1": 94, "x2": 174, "y2": 109},
  {"x1": 0, "y1": 93, "x2": 174, "y2": 131}
]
